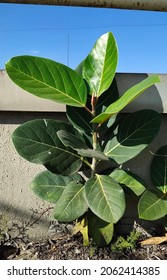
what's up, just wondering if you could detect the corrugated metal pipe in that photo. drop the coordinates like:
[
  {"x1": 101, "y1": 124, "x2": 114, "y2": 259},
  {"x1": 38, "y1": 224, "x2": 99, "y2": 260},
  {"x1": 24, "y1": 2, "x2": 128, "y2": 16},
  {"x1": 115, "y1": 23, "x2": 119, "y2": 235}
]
[{"x1": 0, "y1": 0, "x2": 167, "y2": 12}]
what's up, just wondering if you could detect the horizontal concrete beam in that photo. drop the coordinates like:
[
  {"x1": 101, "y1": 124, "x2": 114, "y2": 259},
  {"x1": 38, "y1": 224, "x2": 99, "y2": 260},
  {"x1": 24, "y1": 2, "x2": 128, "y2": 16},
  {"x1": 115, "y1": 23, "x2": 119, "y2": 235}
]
[
  {"x1": 0, "y1": 70, "x2": 65, "y2": 112},
  {"x1": 1, "y1": 0, "x2": 167, "y2": 12},
  {"x1": 0, "y1": 70, "x2": 165, "y2": 113}
]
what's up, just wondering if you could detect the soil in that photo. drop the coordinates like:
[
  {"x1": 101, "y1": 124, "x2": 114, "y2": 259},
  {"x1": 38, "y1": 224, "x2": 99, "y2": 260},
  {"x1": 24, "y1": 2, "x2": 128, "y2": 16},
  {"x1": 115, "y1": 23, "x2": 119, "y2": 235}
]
[{"x1": 0, "y1": 221, "x2": 167, "y2": 260}]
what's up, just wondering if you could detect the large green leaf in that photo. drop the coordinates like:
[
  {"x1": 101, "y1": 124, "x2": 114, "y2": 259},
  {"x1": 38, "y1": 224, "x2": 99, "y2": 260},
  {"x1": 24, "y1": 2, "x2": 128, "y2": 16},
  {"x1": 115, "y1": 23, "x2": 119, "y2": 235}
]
[
  {"x1": 92, "y1": 75, "x2": 160, "y2": 123},
  {"x1": 96, "y1": 77, "x2": 119, "y2": 115},
  {"x1": 12, "y1": 119, "x2": 82, "y2": 175},
  {"x1": 110, "y1": 168, "x2": 146, "y2": 196},
  {"x1": 66, "y1": 102, "x2": 93, "y2": 133},
  {"x1": 57, "y1": 130, "x2": 109, "y2": 161},
  {"x1": 53, "y1": 183, "x2": 88, "y2": 222},
  {"x1": 138, "y1": 189, "x2": 167, "y2": 220},
  {"x1": 81, "y1": 32, "x2": 118, "y2": 96},
  {"x1": 104, "y1": 110, "x2": 161, "y2": 164},
  {"x1": 30, "y1": 170, "x2": 84, "y2": 203},
  {"x1": 66, "y1": 77, "x2": 119, "y2": 133},
  {"x1": 151, "y1": 146, "x2": 167, "y2": 193},
  {"x1": 6, "y1": 56, "x2": 87, "y2": 107},
  {"x1": 88, "y1": 211, "x2": 114, "y2": 246},
  {"x1": 85, "y1": 174, "x2": 125, "y2": 223}
]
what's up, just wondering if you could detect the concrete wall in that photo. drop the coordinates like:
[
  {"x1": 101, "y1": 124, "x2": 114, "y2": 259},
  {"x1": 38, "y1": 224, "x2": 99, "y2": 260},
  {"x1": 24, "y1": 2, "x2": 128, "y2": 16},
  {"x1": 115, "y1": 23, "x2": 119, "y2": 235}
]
[
  {"x1": 0, "y1": 71, "x2": 165, "y2": 112},
  {"x1": 0, "y1": 71, "x2": 167, "y2": 239},
  {"x1": 0, "y1": 111, "x2": 67, "y2": 240}
]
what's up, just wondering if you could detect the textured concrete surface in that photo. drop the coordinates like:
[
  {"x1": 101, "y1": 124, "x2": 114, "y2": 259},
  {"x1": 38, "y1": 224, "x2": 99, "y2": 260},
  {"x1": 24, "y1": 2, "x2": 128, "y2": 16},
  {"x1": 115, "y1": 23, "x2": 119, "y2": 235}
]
[{"x1": 0, "y1": 112, "x2": 67, "y2": 239}]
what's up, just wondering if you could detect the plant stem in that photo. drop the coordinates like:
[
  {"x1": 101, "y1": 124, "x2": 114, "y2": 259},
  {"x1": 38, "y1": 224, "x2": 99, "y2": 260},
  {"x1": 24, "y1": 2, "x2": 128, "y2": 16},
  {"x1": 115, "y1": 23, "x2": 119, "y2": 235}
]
[
  {"x1": 84, "y1": 105, "x2": 94, "y2": 116},
  {"x1": 91, "y1": 129, "x2": 97, "y2": 177},
  {"x1": 91, "y1": 94, "x2": 98, "y2": 177},
  {"x1": 82, "y1": 158, "x2": 92, "y2": 169}
]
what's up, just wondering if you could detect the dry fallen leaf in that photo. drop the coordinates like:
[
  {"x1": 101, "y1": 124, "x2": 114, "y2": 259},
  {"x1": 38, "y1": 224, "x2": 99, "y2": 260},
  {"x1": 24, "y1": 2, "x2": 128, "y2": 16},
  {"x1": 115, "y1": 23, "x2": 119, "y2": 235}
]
[{"x1": 141, "y1": 233, "x2": 167, "y2": 245}]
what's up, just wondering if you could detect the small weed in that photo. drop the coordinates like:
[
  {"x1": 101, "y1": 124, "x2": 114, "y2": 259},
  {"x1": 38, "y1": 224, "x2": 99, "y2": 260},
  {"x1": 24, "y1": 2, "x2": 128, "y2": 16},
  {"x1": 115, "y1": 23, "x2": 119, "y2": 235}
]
[{"x1": 111, "y1": 231, "x2": 141, "y2": 252}]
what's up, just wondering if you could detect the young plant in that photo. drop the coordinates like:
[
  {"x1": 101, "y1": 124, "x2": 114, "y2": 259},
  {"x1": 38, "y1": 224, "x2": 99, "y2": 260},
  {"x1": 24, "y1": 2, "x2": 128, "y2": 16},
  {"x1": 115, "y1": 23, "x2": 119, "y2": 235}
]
[
  {"x1": 138, "y1": 145, "x2": 167, "y2": 221},
  {"x1": 5, "y1": 32, "x2": 162, "y2": 246},
  {"x1": 111, "y1": 230, "x2": 141, "y2": 252}
]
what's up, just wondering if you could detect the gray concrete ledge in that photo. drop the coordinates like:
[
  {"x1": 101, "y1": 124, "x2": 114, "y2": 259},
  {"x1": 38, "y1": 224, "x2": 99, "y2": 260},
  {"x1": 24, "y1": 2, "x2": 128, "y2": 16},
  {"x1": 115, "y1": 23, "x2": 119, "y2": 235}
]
[{"x1": 0, "y1": 70, "x2": 166, "y2": 113}]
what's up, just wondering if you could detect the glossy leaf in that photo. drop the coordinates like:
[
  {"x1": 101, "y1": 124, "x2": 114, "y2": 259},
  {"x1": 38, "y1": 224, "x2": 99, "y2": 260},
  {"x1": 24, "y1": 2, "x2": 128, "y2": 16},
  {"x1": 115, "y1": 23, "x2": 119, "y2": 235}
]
[
  {"x1": 104, "y1": 110, "x2": 161, "y2": 164},
  {"x1": 57, "y1": 130, "x2": 87, "y2": 150},
  {"x1": 57, "y1": 130, "x2": 109, "y2": 161},
  {"x1": 30, "y1": 170, "x2": 83, "y2": 203},
  {"x1": 12, "y1": 119, "x2": 82, "y2": 175},
  {"x1": 138, "y1": 189, "x2": 167, "y2": 220},
  {"x1": 53, "y1": 183, "x2": 88, "y2": 222},
  {"x1": 88, "y1": 211, "x2": 114, "y2": 246},
  {"x1": 110, "y1": 168, "x2": 146, "y2": 196},
  {"x1": 92, "y1": 75, "x2": 160, "y2": 123},
  {"x1": 85, "y1": 174, "x2": 125, "y2": 223},
  {"x1": 96, "y1": 77, "x2": 119, "y2": 114},
  {"x1": 151, "y1": 146, "x2": 167, "y2": 193},
  {"x1": 66, "y1": 78, "x2": 119, "y2": 133},
  {"x1": 6, "y1": 56, "x2": 87, "y2": 107},
  {"x1": 81, "y1": 32, "x2": 118, "y2": 96},
  {"x1": 66, "y1": 102, "x2": 93, "y2": 133},
  {"x1": 30, "y1": 171, "x2": 73, "y2": 203}
]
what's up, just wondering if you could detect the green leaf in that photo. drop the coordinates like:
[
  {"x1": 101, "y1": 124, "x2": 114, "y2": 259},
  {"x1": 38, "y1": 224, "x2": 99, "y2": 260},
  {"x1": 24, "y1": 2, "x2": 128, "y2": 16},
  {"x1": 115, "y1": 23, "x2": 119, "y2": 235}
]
[
  {"x1": 81, "y1": 32, "x2": 118, "y2": 96},
  {"x1": 30, "y1": 170, "x2": 83, "y2": 203},
  {"x1": 12, "y1": 119, "x2": 82, "y2": 175},
  {"x1": 104, "y1": 110, "x2": 161, "y2": 164},
  {"x1": 151, "y1": 146, "x2": 167, "y2": 193},
  {"x1": 57, "y1": 130, "x2": 109, "y2": 161},
  {"x1": 53, "y1": 183, "x2": 88, "y2": 222},
  {"x1": 85, "y1": 174, "x2": 125, "y2": 223},
  {"x1": 88, "y1": 211, "x2": 114, "y2": 246},
  {"x1": 66, "y1": 103, "x2": 93, "y2": 133},
  {"x1": 138, "y1": 189, "x2": 167, "y2": 220},
  {"x1": 92, "y1": 75, "x2": 160, "y2": 123},
  {"x1": 66, "y1": 77, "x2": 119, "y2": 133},
  {"x1": 57, "y1": 130, "x2": 88, "y2": 150},
  {"x1": 96, "y1": 77, "x2": 119, "y2": 114},
  {"x1": 110, "y1": 169, "x2": 146, "y2": 196},
  {"x1": 5, "y1": 56, "x2": 87, "y2": 107}
]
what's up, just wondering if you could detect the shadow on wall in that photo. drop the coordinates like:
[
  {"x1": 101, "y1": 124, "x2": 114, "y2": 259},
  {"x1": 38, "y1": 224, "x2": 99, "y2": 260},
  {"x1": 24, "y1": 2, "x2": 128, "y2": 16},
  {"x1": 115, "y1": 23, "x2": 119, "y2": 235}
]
[
  {"x1": 116, "y1": 73, "x2": 163, "y2": 113},
  {"x1": 0, "y1": 111, "x2": 67, "y2": 125},
  {"x1": 0, "y1": 199, "x2": 52, "y2": 229}
]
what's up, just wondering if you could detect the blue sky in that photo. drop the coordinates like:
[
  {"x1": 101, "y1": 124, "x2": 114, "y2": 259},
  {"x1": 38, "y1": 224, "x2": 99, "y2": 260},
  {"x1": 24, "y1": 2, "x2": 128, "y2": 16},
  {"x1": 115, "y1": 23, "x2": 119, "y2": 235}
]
[{"x1": 1, "y1": 3, "x2": 167, "y2": 73}]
